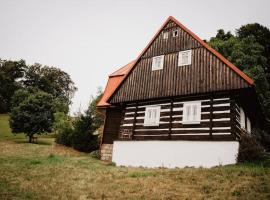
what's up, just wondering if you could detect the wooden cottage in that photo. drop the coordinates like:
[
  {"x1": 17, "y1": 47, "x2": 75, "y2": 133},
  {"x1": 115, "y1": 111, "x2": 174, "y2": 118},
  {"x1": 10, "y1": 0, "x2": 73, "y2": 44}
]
[{"x1": 97, "y1": 16, "x2": 262, "y2": 168}]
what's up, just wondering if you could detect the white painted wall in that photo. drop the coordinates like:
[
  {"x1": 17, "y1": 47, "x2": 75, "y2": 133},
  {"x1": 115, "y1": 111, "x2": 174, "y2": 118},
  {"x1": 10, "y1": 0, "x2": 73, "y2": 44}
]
[{"x1": 112, "y1": 141, "x2": 239, "y2": 168}]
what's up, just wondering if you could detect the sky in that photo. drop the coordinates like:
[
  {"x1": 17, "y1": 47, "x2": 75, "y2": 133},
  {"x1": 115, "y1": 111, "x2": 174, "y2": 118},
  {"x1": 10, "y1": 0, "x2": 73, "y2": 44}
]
[{"x1": 0, "y1": 0, "x2": 270, "y2": 114}]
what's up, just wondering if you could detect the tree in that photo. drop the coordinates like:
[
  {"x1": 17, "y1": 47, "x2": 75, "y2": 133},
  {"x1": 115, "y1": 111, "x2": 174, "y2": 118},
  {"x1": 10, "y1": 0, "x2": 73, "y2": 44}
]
[
  {"x1": 23, "y1": 64, "x2": 77, "y2": 112},
  {"x1": 88, "y1": 88, "x2": 105, "y2": 131},
  {"x1": 0, "y1": 59, "x2": 26, "y2": 113},
  {"x1": 237, "y1": 23, "x2": 270, "y2": 80},
  {"x1": 71, "y1": 112, "x2": 99, "y2": 152},
  {"x1": 208, "y1": 26, "x2": 270, "y2": 126},
  {"x1": 54, "y1": 90, "x2": 103, "y2": 152},
  {"x1": 9, "y1": 90, "x2": 55, "y2": 143}
]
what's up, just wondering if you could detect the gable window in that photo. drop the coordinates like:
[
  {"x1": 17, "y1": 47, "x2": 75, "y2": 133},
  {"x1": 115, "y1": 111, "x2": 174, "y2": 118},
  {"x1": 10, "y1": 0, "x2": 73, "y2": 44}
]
[
  {"x1": 178, "y1": 50, "x2": 192, "y2": 66},
  {"x1": 163, "y1": 31, "x2": 169, "y2": 39},
  {"x1": 144, "y1": 106, "x2": 160, "y2": 126},
  {"x1": 152, "y1": 55, "x2": 164, "y2": 71},
  {"x1": 182, "y1": 102, "x2": 201, "y2": 124},
  {"x1": 172, "y1": 29, "x2": 179, "y2": 37}
]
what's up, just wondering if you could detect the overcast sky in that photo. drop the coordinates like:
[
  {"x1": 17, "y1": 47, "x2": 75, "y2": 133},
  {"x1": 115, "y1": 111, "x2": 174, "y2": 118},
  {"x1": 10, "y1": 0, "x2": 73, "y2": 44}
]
[{"x1": 0, "y1": 0, "x2": 270, "y2": 113}]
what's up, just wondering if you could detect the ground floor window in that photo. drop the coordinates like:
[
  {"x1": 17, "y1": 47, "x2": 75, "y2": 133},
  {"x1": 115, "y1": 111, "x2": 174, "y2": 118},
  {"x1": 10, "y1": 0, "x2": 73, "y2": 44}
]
[
  {"x1": 182, "y1": 101, "x2": 201, "y2": 124},
  {"x1": 144, "y1": 106, "x2": 161, "y2": 126}
]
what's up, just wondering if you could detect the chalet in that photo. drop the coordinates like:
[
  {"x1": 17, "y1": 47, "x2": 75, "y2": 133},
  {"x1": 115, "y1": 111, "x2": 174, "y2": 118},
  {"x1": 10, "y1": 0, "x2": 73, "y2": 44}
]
[{"x1": 97, "y1": 16, "x2": 262, "y2": 168}]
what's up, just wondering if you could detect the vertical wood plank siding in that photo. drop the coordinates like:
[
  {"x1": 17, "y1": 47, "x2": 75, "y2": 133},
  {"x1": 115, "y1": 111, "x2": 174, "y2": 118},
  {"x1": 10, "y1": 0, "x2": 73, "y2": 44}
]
[
  {"x1": 118, "y1": 93, "x2": 236, "y2": 141},
  {"x1": 102, "y1": 107, "x2": 123, "y2": 144},
  {"x1": 110, "y1": 21, "x2": 250, "y2": 104}
]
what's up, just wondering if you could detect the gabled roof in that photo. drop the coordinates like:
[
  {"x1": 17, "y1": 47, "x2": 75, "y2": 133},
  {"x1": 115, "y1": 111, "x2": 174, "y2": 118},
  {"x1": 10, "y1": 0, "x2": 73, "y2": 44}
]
[
  {"x1": 97, "y1": 61, "x2": 135, "y2": 107},
  {"x1": 97, "y1": 16, "x2": 254, "y2": 107}
]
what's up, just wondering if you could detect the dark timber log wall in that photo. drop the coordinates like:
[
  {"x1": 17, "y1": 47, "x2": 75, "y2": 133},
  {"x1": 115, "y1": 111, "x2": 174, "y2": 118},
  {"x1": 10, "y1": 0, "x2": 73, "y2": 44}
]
[
  {"x1": 117, "y1": 93, "x2": 237, "y2": 141},
  {"x1": 102, "y1": 107, "x2": 123, "y2": 144},
  {"x1": 110, "y1": 20, "x2": 250, "y2": 104}
]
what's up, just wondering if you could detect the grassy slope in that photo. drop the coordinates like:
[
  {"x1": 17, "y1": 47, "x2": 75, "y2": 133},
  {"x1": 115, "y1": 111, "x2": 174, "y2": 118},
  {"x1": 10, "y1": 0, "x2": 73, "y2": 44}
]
[{"x1": 0, "y1": 115, "x2": 270, "y2": 200}]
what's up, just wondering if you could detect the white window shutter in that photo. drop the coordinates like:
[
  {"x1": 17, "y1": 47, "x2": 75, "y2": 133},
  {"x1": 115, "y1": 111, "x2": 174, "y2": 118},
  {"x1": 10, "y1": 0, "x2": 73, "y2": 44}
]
[
  {"x1": 144, "y1": 106, "x2": 160, "y2": 126},
  {"x1": 240, "y1": 107, "x2": 245, "y2": 129},
  {"x1": 178, "y1": 50, "x2": 192, "y2": 66},
  {"x1": 163, "y1": 32, "x2": 169, "y2": 39},
  {"x1": 247, "y1": 117, "x2": 251, "y2": 133},
  {"x1": 183, "y1": 101, "x2": 201, "y2": 124},
  {"x1": 194, "y1": 102, "x2": 201, "y2": 122},
  {"x1": 152, "y1": 55, "x2": 164, "y2": 70}
]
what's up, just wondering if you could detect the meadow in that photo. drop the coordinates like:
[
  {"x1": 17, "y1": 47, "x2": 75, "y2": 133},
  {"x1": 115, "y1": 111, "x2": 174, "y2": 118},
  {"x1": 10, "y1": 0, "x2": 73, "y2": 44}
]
[{"x1": 0, "y1": 114, "x2": 269, "y2": 200}]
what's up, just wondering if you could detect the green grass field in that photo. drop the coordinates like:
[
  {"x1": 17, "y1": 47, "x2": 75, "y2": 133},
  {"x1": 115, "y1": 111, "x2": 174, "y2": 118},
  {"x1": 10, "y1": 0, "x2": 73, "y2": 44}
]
[{"x1": 0, "y1": 114, "x2": 270, "y2": 199}]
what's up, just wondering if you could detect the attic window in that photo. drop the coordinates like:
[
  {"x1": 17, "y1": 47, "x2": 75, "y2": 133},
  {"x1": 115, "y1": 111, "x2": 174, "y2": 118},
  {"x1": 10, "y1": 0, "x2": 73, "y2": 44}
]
[
  {"x1": 173, "y1": 30, "x2": 179, "y2": 37},
  {"x1": 178, "y1": 50, "x2": 192, "y2": 66},
  {"x1": 152, "y1": 55, "x2": 164, "y2": 71},
  {"x1": 182, "y1": 102, "x2": 201, "y2": 124},
  {"x1": 163, "y1": 31, "x2": 169, "y2": 39},
  {"x1": 144, "y1": 106, "x2": 160, "y2": 126}
]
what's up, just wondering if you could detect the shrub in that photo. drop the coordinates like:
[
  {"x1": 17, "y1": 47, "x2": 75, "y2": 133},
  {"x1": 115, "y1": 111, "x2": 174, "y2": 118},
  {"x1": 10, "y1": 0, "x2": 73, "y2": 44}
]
[
  {"x1": 54, "y1": 112, "x2": 73, "y2": 146},
  {"x1": 252, "y1": 128, "x2": 270, "y2": 152},
  {"x1": 54, "y1": 112, "x2": 100, "y2": 153},
  {"x1": 71, "y1": 114, "x2": 99, "y2": 152},
  {"x1": 238, "y1": 133, "x2": 265, "y2": 162},
  {"x1": 55, "y1": 126, "x2": 73, "y2": 146},
  {"x1": 89, "y1": 150, "x2": 100, "y2": 159}
]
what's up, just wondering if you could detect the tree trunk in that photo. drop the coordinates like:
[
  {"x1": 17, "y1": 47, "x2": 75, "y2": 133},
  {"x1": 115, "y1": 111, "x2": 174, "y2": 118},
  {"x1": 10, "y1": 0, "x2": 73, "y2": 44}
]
[{"x1": 28, "y1": 135, "x2": 33, "y2": 143}]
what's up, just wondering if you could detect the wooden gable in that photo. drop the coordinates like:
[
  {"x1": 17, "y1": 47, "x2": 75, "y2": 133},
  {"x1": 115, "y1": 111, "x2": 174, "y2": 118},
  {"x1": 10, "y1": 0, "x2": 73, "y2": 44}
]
[{"x1": 109, "y1": 17, "x2": 253, "y2": 104}]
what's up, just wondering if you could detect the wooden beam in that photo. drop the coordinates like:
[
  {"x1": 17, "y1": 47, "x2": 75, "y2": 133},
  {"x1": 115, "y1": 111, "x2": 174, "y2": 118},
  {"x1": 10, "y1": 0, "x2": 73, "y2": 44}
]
[
  {"x1": 169, "y1": 98, "x2": 173, "y2": 139},
  {"x1": 131, "y1": 103, "x2": 138, "y2": 140},
  {"x1": 209, "y1": 94, "x2": 213, "y2": 139}
]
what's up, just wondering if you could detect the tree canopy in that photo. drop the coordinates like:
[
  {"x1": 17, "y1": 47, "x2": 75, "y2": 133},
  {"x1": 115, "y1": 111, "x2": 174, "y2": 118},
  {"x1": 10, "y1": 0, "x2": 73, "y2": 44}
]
[
  {"x1": 9, "y1": 90, "x2": 55, "y2": 143},
  {"x1": 0, "y1": 59, "x2": 26, "y2": 113},
  {"x1": 208, "y1": 24, "x2": 270, "y2": 127},
  {"x1": 0, "y1": 60, "x2": 77, "y2": 114},
  {"x1": 23, "y1": 64, "x2": 77, "y2": 108}
]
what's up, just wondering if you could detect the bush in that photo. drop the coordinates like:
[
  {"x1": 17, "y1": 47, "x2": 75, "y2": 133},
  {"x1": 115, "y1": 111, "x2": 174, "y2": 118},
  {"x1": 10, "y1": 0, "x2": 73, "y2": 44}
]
[
  {"x1": 89, "y1": 150, "x2": 100, "y2": 159},
  {"x1": 54, "y1": 91, "x2": 103, "y2": 153},
  {"x1": 54, "y1": 112, "x2": 73, "y2": 146},
  {"x1": 55, "y1": 126, "x2": 73, "y2": 146},
  {"x1": 71, "y1": 114, "x2": 99, "y2": 152},
  {"x1": 54, "y1": 112, "x2": 100, "y2": 153},
  {"x1": 238, "y1": 134, "x2": 265, "y2": 162}
]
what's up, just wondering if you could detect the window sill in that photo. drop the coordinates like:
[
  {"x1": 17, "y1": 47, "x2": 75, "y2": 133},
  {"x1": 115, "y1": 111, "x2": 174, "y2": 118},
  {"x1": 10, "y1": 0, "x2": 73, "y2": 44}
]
[
  {"x1": 143, "y1": 124, "x2": 159, "y2": 127},
  {"x1": 182, "y1": 121, "x2": 201, "y2": 125}
]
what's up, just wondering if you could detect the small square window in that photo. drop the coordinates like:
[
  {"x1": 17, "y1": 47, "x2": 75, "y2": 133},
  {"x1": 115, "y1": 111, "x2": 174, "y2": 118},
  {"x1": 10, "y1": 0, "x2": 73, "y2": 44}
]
[
  {"x1": 173, "y1": 30, "x2": 179, "y2": 37},
  {"x1": 178, "y1": 50, "x2": 192, "y2": 66},
  {"x1": 182, "y1": 102, "x2": 201, "y2": 124},
  {"x1": 152, "y1": 55, "x2": 164, "y2": 71},
  {"x1": 163, "y1": 32, "x2": 169, "y2": 39},
  {"x1": 144, "y1": 106, "x2": 161, "y2": 126}
]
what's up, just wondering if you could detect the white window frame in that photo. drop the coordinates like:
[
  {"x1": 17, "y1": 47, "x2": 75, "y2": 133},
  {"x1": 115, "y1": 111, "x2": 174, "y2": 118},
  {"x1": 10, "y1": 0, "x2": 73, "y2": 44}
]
[
  {"x1": 172, "y1": 29, "x2": 179, "y2": 37},
  {"x1": 163, "y1": 31, "x2": 169, "y2": 39},
  {"x1": 182, "y1": 101, "x2": 201, "y2": 124},
  {"x1": 240, "y1": 107, "x2": 245, "y2": 129},
  {"x1": 152, "y1": 55, "x2": 164, "y2": 71},
  {"x1": 247, "y1": 117, "x2": 251, "y2": 133},
  {"x1": 144, "y1": 106, "x2": 161, "y2": 126},
  {"x1": 178, "y1": 50, "x2": 192, "y2": 66}
]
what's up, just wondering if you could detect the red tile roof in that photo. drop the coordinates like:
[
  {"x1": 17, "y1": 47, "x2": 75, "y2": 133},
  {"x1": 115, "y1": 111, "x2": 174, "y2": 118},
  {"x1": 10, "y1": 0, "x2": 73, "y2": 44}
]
[
  {"x1": 97, "y1": 16, "x2": 254, "y2": 108},
  {"x1": 97, "y1": 61, "x2": 135, "y2": 107}
]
